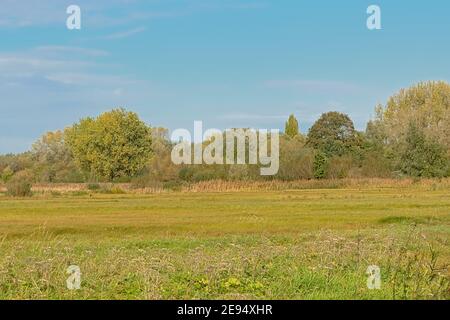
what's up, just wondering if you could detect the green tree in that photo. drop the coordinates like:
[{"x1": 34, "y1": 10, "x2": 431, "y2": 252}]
[
  {"x1": 0, "y1": 153, "x2": 33, "y2": 174},
  {"x1": 32, "y1": 131, "x2": 69, "y2": 163},
  {"x1": 313, "y1": 151, "x2": 328, "y2": 179},
  {"x1": 307, "y1": 112, "x2": 358, "y2": 157},
  {"x1": 400, "y1": 122, "x2": 449, "y2": 178},
  {"x1": 31, "y1": 130, "x2": 81, "y2": 182},
  {"x1": 146, "y1": 128, "x2": 179, "y2": 182},
  {"x1": 285, "y1": 114, "x2": 300, "y2": 138},
  {"x1": 65, "y1": 108, "x2": 153, "y2": 181},
  {"x1": 376, "y1": 81, "x2": 450, "y2": 153}
]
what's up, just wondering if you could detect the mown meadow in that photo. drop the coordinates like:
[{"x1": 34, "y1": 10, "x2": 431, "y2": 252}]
[{"x1": 0, "y1": 179, "x2": 449, "y2": 300}]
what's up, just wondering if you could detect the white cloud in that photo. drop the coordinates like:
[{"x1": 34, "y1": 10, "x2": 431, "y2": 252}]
[
  {"x1": 113, "y1": 88, "x2": 124, "y2": 96},
  {"x1": 265, "y1": 80, "x2": 360, "y2": 93},
  {"x1": 0, "y1": 45, "x2": 149, "y2": 99},
  {"x1": 0, "y1": 0, "x2": 264, "y2": 28},
  {"x1": 35, "y1": 46, "x2": 110, "y2": 57},
  {"x1": 103, "y1": 26, "x2": 147, "y2": 40},
  {"x1": 44, "y1": 73, "x2": 138, "y2": 87},
  {"x1": 0, "y1": 0, "x2": 63, "y2": 27},
  {"x1": 220, "y1": 114, "x2": 287, "y2": 120},
  {"x1": 0, "y1": 55, "x2": 91, "y2": 77}
]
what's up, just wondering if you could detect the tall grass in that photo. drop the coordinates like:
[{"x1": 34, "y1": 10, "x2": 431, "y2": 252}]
[
  {"x1": 0, "y1": 228, "x2": 447, "y2": 299},
  {"x1": 181, "y1": 178, "x2": 450, "y2": 193},
  {"x1": 1, "y1": 178, "x2": 448, "y2": 195}
]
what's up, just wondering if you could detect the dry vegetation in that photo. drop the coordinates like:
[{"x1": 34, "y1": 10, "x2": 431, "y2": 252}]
[{"x1": 1, "y1": 178, "x2": 449, "y2": 194}]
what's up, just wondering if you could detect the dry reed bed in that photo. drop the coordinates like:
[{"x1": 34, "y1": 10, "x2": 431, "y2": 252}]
[
  {"x1": 0, "y1": 178, "x2": 449, "y2": 195},
  {"x1": 182, "y1": 178, "x2": 450, "y2": 192}
]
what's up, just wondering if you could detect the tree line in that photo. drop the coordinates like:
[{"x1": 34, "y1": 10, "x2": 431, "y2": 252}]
[{"x1": 1, "y1": 81, "x2": 449, "y2": 187}]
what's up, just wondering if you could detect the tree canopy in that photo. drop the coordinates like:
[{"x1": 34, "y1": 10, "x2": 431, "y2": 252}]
[
  {"x1": 376, "y1": 81, "x2": 450, "y2": 151},
  {"x1": 400, "y1": 122, "x2": 449, "y2": 178},
  {"x1": 307, "y1": 112, "x2": 358, "y2": 157},
  {"x1": 65, "y1": 108, "x2": 152, "y2": 181},
  {"x1": 31, "y1": 130, "x2": 79, "y2": 182},
  {"x1": 285, "y1": 114, "x2": 300, "y2": 138}
]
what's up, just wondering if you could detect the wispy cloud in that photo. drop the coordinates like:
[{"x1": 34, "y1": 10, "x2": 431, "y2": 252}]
[
  {"x1": 35, "y1": 46, "x2": 109, "y2": 57},
  {"x1": 0, "y1": 45, "x2": 146, "y2": 96},
  {"x1": 220, "y1": 114, "x2": 287, "y2": 121},
  {"x1": 0, "y1": 55, "x2": 90, "y2": 76},
  {"x1": 0, "y1": 43, "x2": 160, "y2": 153},
  {"x1": 265, "y1": 80, "x2": 360, "y2": 93},
  {"x1": 0, "y1": 0, "x2": 179, "y2": 28},
  {"x1": 103, "y1": 27, "x2": 147, "y2": 40},
  {"x1": 0, "y1": 0, "x2": 63, "y2": 27},
  {"x1": 0, "y1": 0, "x2": 264, "y2": 29},
  {"x1": 188, "y1": 0, "x2": 268, "y2": 11}
]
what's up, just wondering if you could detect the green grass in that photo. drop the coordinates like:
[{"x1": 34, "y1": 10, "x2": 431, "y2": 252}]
[{"x1": 0, "y1": 185, "x2": 449, "y2": 300}]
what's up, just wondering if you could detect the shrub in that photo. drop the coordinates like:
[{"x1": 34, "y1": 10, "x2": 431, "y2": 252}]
[
  {"x1": 130, "y1": 175, "x2": 151, "y2": 189},
  {"x1": 87, "y1": 183, "x2": 101, "y2": 191},
  {"x1": 100, "y1": 185, "x2": 126, "y2": 194},
  {"x1": 70, "y1": 191, "x2": 89, "y2": 197},
  {"x1": 163, "y1": 180, "x2": 183, "y2": 191},
  {"x1": 6, "y1": 170, "x2": 33, "y2": 197},
  {"x1": 228, "y1": 165, "x2": 250, "y2": 181},
  {"x1": 192, "y1": 170, "x2": 217, "y2": 182},
  {"x1": 1, "y1": 166, "x2": 14, "y2": 183},
  {"x1": 178, "y1": 167, "x2": 195, "y2": 182},
  {"x1": 326, "y1": 155, "x2": 355, "y2": 179},
  {"x1": 277, "y1": 142, "x2": 314, "y2": 181},
  {"x1": 360, "y1": 152, "x2": 393, "y2": 178}
]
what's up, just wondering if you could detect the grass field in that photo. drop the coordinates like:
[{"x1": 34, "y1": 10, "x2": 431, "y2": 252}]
[{"x1": 0, "y1": 180, "x2": 449, "y2": 300}]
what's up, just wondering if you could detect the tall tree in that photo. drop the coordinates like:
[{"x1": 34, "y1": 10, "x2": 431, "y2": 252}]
[
  {"x1": 32, "y1": 131, "x2": 70, "y2": 164},
  {"x1": 307, "y1": 112, "x2": 358, "y2": 157},
  {"x1": 400, "y1": 122, "x2": 449, "y2": 178},
  {"x1": 31, "y1": 130, "x2": 76, "y2": 182},
  {"x1": 376, "y1": 81, "x2": 450, "y2": 152},
  {"x1": 65, "y1": 108, "x2": 153, "y2": 181},
  {"x1": 285, "y1": 114, "x2": 300, "y2": 138}
]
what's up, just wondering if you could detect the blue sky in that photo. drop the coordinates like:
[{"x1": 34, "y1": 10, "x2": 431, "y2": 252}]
[{"x1": 1, "y1": 0, "x2": 449, "y2": 153}]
